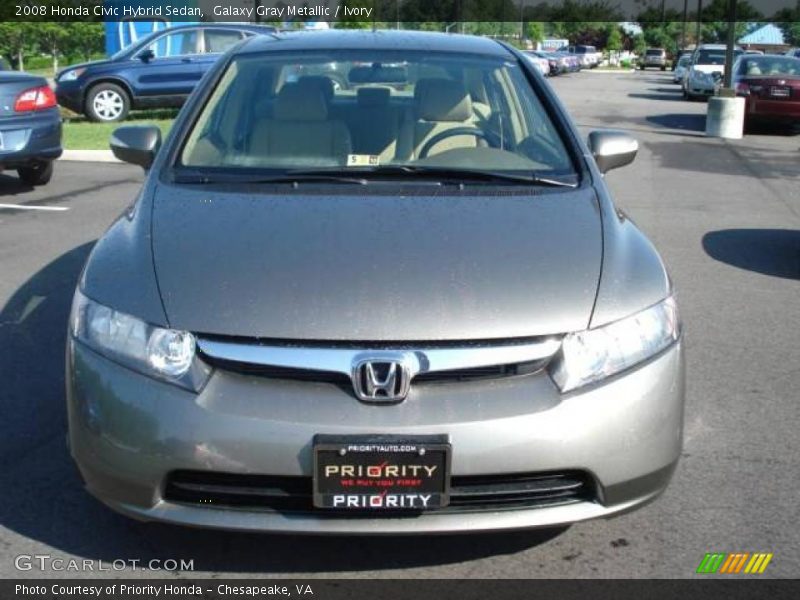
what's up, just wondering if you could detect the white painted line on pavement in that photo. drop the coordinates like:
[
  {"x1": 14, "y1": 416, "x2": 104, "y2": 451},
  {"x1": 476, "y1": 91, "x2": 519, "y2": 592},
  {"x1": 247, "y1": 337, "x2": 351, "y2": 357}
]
[{"x1": 0, "y1": 203, "x2": 69, "y2": 212}]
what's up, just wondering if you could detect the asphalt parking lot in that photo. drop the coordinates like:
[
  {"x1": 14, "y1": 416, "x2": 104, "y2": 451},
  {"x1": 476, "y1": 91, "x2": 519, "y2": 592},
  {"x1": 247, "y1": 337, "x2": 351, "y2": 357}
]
[{"x1": 1, "y1": 70, "x2": 798, "y2": 579}]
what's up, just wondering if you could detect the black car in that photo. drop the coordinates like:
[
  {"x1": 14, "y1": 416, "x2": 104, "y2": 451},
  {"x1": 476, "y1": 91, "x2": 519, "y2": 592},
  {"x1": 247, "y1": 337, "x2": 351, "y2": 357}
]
[
  {"x1": 0, "y1": 71, "x2": 62, "y2": 185},
  {"x1": 55, "y1": 24, "x2": 274, "y2": 122}
]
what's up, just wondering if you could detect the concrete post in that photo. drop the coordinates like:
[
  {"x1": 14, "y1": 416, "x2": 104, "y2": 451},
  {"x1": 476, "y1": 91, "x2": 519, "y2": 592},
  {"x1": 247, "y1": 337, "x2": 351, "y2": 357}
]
[{"x1": 706, "y1": 96, "x2": 745, "y2": 139}]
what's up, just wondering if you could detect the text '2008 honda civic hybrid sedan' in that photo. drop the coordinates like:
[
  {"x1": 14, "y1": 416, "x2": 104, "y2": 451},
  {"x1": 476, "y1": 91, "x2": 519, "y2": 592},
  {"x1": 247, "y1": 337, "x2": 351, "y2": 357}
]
[{"x1": 66, "y1": 30, "x2": 685, "y2": 533}]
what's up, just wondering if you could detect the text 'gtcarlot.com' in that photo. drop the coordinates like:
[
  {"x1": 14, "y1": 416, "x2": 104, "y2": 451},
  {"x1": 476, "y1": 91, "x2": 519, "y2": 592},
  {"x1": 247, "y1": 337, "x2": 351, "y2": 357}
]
[{"x1": 14, "y1": 554, "x2": 194, "y2": 572}]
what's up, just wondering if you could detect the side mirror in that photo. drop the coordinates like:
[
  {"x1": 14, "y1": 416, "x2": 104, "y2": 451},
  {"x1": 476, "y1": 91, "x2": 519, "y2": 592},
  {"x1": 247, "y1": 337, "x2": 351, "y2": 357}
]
[
  {"x1": 137, "y1": 48, "x2": 155, "y2": 63},
  {"x1": 587, "y1": 129, "x2": 638, "y2": 174},
  {"x1": 110, "y1": 126, "x2": 162, "y2": 169}
]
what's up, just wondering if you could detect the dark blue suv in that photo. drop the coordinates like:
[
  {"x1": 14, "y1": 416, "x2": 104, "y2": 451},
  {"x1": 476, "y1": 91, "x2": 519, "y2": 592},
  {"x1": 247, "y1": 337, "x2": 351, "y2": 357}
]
[{"x1": 55, "y1": 24, "x2": 274, "y2": 122}]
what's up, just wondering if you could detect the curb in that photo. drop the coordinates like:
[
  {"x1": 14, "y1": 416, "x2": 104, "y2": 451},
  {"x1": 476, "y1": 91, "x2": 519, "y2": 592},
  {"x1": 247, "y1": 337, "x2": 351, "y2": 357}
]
[
  {"x1": 586, "y1": 69, "x2": 637, "y2": 74},
  {"x1": 59, "y1": 149, "x2": 121, "y2": 163}
]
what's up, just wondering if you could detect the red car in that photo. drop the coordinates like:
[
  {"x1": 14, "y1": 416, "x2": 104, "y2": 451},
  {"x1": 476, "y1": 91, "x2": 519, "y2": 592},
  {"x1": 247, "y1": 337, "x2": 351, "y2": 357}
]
[{"x1": 734, "y1": 55, "x2": 800, "y2": 125}]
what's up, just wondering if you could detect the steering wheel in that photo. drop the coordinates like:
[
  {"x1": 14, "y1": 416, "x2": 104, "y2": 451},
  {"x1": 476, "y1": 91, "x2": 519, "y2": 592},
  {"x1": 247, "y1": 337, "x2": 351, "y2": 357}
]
[{"x1": 419, "y1": 127, "x2": 502, "y2": 159}]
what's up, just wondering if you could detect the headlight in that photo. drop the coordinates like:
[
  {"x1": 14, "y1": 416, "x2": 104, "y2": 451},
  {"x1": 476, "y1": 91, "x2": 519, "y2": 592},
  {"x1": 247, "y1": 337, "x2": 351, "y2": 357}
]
[
  {"x1": 550, "y1": 296, "x2": 680, "y2": 393},
  {"x1": 69, "y1": 289, "x2": 210, "y2": 391},
  {"x1": 58, "y1": 68, "x2": 85, "y2": 82}
]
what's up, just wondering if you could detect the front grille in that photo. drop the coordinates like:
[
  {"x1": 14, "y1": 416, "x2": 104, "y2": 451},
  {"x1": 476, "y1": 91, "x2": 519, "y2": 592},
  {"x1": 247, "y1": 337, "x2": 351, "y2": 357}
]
[
  {"x1": 164, "y1": 470, "x2": 595, "y2": 515},
  {"x1": 199, "y1": 355, "x2": 548, "y2": 386},
  {"x1": 199, "y1": 358, "x2": 351, "y2": 386}
]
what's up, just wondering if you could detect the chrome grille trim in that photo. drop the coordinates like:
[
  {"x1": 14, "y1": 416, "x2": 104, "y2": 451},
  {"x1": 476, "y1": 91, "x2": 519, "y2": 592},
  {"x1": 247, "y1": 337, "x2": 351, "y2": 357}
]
[{"x1": 196, "y1": 337, "x2": 562, "y2": 381}]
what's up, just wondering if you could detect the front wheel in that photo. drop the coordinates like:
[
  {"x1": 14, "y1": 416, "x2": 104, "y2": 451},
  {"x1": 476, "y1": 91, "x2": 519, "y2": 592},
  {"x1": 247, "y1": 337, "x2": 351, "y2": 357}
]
[
  {"x1": 85, "y1": 83, "x2": 130, "y2": 122},
  {"x1": 18, "y1": 161, "x2": 53, "y2": 186}
]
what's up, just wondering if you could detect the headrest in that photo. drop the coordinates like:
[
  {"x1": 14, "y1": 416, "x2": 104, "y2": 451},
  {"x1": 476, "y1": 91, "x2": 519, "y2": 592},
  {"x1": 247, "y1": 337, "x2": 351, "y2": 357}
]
[
  {"x1": 357, "y1": 86, "x2": 391, "y2": 107},
  {"x1": 274, "y1": 83, "x2": 328, "y2": 121},
  {"x1": 415, "y1": 78, "x2": 472, "y2": 122},
  {"x1": 297, "y1": 76, "x2": 335, "y2": 103}
]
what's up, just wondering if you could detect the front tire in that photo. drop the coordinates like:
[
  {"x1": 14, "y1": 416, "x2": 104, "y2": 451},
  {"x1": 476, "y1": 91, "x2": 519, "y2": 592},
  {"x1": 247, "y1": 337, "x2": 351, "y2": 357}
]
[
  {"x1": 85, "y1": 83, "x2": 130, "y2": 123},
  {"x1": 18, "y1": 161, "x2": 53, "y2": 186}
]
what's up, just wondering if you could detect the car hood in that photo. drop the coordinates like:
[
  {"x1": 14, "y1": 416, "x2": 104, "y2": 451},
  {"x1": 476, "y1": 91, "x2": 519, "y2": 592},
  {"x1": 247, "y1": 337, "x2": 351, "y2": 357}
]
[
  {"x1": 151, "y1": 184, "x2": 603, "y2": 341},
  {"x1": 692, "y1": 64, "x2": 725, "y2": 74},
  {"x1": 56, "y1": 59, "x2": 113, "y2": 79}
]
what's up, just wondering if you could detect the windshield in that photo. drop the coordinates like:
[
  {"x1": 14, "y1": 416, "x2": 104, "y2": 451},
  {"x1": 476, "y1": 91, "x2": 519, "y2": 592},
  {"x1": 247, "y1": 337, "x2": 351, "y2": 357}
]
[
  {"x1": 179, "y1": 50, "x2": 576, "y2": 180},
  {"x1": 696, "y1": 49, "x2": 743, "y2": 65},
  {"x1": 739, "y1": 56, "x2": 800, "y2": 76},
  {"x1": 109, "y1": 28, "x2": 165, "y2": 60}
]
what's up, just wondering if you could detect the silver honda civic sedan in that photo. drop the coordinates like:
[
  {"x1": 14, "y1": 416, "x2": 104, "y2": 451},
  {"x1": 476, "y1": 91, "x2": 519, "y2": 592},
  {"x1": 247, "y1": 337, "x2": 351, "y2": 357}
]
[{"x1": 66, "y1": 30, "x2": 684, "y2": 533}]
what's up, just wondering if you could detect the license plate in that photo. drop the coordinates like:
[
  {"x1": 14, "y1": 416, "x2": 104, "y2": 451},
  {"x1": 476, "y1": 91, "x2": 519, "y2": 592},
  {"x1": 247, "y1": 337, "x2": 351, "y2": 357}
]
[
  {"x1": 313, "y1": 434, "x2": 451, "y2": 511},
  {"x1": 770, "y1": 86, "x2": 790, "y2": 98}
]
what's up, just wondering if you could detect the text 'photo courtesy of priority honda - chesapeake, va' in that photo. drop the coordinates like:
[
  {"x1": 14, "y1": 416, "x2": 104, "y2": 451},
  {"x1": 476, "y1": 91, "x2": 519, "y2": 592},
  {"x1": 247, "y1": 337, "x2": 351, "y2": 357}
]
[{"x1": 1, "y1": 1, "x2": 799, "y2": 598}]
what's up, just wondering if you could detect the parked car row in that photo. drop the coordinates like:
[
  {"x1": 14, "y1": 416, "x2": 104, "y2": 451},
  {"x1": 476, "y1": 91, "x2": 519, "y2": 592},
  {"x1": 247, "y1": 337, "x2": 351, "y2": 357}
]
[
  {"x1": 676, "y1": 44, "x2": 743, "y2": 100},
  {"x1": 522, "y1": 49, "x2": 587, "y2": 77},
  {"x1": 671, "y1": 43, "x2": 800, "y2": 127}
]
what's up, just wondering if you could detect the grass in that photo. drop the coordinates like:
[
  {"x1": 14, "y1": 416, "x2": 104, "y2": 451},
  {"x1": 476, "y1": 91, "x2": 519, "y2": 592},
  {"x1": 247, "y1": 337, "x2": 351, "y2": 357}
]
[{"x1": 62, "y1": 109, "x2": 177, "y2": 151}]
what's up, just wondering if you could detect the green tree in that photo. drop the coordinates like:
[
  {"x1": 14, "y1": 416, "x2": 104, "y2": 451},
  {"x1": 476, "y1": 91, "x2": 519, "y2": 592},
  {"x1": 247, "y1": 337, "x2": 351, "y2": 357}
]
[
  {"x1": 606, "y1": 25, "x2": 623, "y2": 52},
  {"x1": 40, "y1": 23, "x2": 67, "y2": 74},
  {"x1": 63, "y1": 23, "x2": 104, "y2": 63},
  {"x1": 524, "y1": 21, "x2": 545, "y2": 43},
  {"x1": 774, "y1": 6, "x2": 800, "y2": 46},
  {"x1": 0, "y1": 23, "x2": 35, "y2": 71}
]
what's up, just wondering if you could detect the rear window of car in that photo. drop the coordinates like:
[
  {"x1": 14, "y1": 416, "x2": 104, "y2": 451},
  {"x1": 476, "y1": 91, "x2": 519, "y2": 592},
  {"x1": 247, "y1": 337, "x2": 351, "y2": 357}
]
[
  {"x1": 179, "y1": 49, "x2": 576, "y2": 178},
  {"x1": 646, "y1": 49, "x2": 663, "y2": 56},
  {"x1": 696, "y1": 49, "x2": 742, "y2": 65},
  {"x1": 739, "y1": 57, "x2": 800, "y2": 76}
]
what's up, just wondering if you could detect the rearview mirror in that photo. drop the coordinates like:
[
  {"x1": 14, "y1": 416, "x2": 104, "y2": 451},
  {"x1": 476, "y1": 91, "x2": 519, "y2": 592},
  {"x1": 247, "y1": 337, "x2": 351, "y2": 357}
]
[
  {"x1": 137, "y1": 48, "x2": 155, "y2": 63},
  {"x1": 587, "y1": 130, "x2": 638, "y2": 174},
  {"x1": 110, "y1": 126, "x2": 162, "y2": 169}
]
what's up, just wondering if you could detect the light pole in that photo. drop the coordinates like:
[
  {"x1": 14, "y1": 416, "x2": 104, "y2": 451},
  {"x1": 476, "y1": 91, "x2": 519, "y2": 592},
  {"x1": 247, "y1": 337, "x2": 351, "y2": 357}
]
[
  {"x1": 695, "y1": 0, "x2": 703, "y2": 46},
  {"x1": 722, "y1": 0, "x2": 736, "y2": 91},
  {"x1": 681, "y1": 0, "x2": 688, "y2": 49}
]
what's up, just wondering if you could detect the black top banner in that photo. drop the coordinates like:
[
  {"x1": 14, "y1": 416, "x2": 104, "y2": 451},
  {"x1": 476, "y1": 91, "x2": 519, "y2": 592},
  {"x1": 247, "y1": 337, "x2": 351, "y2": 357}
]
[{"x1": 1, "y1": 0, "x2": 799, "y2": 23}]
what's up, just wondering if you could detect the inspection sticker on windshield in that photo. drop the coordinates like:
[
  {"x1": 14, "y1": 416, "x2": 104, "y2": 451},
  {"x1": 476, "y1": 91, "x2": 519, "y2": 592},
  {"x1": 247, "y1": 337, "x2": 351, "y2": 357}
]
[{"x1": 347, "y1": 154, "x2": 380, "y2": 167}]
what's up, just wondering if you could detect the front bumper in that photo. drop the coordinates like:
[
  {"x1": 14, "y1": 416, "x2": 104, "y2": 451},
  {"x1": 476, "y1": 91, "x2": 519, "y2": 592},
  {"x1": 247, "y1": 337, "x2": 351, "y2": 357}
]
[
  {"x1": 67, "y1": 338, "x2": 685, "y2": 533},
  {"x1": 0, "y1": 108, "x2": 62, "y2": 168},
  {"x1": 687, "y1": 79, "x2": 717, "y2": 96}
]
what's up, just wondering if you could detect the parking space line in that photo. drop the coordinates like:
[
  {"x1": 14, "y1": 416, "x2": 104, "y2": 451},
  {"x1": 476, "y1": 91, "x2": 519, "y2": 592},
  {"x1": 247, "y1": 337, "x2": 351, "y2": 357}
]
[{"x1": 0, "y1": 203, "x2": 70, "y2": 212}]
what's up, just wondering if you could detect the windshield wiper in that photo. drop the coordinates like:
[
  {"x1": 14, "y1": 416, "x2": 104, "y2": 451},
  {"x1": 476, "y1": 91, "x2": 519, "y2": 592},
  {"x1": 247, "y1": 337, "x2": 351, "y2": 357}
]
[
  {"x1": 173, "y1": 172, "x2": 369, "y2": 186},
  {"x1": 288, "y1": 166, "x2": 578, "y2": 188}
]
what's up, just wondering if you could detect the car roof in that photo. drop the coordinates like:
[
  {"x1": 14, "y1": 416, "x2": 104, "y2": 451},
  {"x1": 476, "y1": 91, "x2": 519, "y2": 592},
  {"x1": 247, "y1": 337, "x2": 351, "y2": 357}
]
[
  {"x1": 236, "y1": 29, "x2": 512, "y2": 58},
  {"x1": 163, "y1": 23, "x2": 274, "y2": 32}
]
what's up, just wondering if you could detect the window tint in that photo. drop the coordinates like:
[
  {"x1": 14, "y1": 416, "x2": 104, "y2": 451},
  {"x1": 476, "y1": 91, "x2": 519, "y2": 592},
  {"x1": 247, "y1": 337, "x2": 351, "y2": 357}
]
[
  {"x1": 205, "y1": 30, "x2": 243, "y2": 54},
  {"x1": 147, "y1": 30, "x2": 199, "y2": 58},
  {"x1": 180, "y1": 50, "x2": 576, "y2": 178},
  {"x1": 696, "y1": 49, "x2": 743, "y2": 65},
  {"x1": 741, "y1": 57, "x2": 800, "y2": 76}
]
